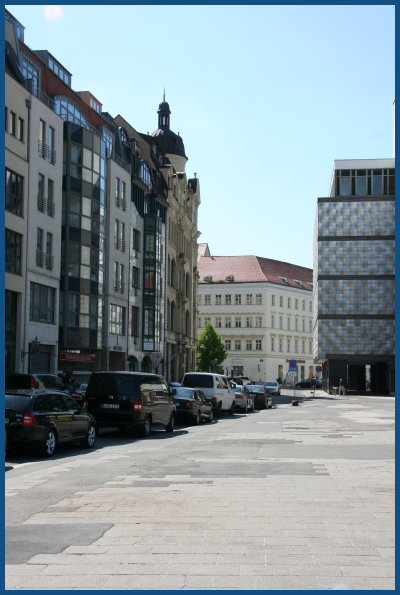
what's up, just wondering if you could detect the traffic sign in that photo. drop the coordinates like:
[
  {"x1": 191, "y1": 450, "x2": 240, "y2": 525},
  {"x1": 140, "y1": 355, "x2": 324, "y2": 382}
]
[
  {"x1": 316, "y1": 365, "x2": 322, "y2": 373},
  {"x1": 289, "y1": 360, "x2": 297, "y2": 371}
]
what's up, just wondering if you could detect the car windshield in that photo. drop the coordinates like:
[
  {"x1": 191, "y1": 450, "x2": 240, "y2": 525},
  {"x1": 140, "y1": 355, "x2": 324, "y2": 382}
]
[
  {"x1": 265, "y1": 382, "x2": 277, "y2": 387},
  {"x1": 174, "y1": 388, "x2": 195, "y2": 399},
  {"x1": 5, "y1": 395, "x2": 32, "y2": 410},
  {"x1": 247, "y1": 385, "x2": 264, "y2": 391}
]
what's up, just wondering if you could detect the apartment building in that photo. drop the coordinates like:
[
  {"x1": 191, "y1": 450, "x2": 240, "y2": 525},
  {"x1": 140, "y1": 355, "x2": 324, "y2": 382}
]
[
  {"x1": 197, "y1": 244, "x2": 314, "y2": 382},
  {"x1": 314, "y1": 159, "x2": 395, "y2": 394}
]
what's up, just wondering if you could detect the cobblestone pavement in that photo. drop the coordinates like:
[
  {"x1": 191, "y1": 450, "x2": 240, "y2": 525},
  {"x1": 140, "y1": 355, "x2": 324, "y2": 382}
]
[{"x1": 5, "y1": 393, "x2": 395, "y2": 590}]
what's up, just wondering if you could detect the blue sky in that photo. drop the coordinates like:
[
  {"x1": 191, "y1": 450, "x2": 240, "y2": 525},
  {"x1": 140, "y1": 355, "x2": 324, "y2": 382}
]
[{"x1": 6, "y1": 4, "x2": 395, "y2": 269}]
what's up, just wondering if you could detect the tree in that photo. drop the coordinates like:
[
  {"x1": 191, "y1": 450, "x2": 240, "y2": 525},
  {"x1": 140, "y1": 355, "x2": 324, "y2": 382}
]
[{"x1": 196, "y1": 322, "x2": 227, "y2": 372}]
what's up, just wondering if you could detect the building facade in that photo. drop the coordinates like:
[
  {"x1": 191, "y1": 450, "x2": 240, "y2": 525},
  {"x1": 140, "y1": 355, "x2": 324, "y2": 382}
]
[
  {"x1": 313, "y1": 159, "x2": 395, "y2": 394},
  {"x1": 4, "y1": 9, "x2": 200, "y2": 382},
  {"x1": 197, "y1": 244, "x2": 314, "y2": 382}
]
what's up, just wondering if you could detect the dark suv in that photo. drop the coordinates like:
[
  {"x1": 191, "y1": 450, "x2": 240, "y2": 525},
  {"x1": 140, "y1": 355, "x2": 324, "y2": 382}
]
[
  {"x1": 85, "y1": 372, "x2": 176, "y2": 437},
  {"x1": 5, "y1": 373, "x2": 67, "y2": 392}
]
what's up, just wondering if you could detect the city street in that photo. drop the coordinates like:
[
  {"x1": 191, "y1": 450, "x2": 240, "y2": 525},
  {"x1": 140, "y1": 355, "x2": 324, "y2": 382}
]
[{"x1": 5, "y1": 392, "x2": 395, "y2": 590}]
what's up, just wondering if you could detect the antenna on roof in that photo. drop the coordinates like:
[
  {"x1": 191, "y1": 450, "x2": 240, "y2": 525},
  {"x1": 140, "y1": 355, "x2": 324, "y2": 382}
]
[{"x1": 163, "y1": 86, "x2": 166, "y2": 102}]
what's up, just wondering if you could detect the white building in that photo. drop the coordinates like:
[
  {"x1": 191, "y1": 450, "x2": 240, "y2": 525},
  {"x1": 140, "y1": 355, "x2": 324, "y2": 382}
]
[{"x1": 197, "y1": 244, "x2": 314, "y2": 383}]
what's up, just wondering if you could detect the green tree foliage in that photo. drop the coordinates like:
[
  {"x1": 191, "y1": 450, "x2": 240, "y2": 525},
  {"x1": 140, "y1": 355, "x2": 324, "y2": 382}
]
[{"x1": 196, "y1": 322, "x2": 228, "y2": 372}]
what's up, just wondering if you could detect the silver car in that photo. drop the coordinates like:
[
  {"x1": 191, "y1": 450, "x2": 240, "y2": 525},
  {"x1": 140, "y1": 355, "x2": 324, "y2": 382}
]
[{"x1": 234, "y1": 385, "x2": 255, "y2": 412}]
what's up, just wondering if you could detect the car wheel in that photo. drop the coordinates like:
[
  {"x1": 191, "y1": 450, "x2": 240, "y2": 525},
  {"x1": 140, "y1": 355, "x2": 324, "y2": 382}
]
[
  {"x1": 244, "y1": 402, "x2": 248, "y2": 413},
  {"x1": 42, "y1": 429, "x2": 56, "y2": 457},
  {"x1": 140, "y1": 416, "x2": 151, "y2": 437},
  {"x1": 165, "y1": 413, "x2": 175, "y2": 433},
  {"x1": 207, "y1": 409, "x2": 214, "y2": 423},
  {"x1": 81, "y1": 424, "x2": 96, "y2": 449},
  {"x1": 215, "y1": 403, "x2": 221, "y2": 418}
]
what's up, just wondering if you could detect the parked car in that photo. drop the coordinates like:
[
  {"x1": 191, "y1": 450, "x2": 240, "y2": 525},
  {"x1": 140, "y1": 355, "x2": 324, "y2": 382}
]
[
  {"x1": 234, "y1": 385, "x2": 255, "y2": 412},
  {"x1": 85, "y1": 372, "x2": 175, "y2": 437},
  {"x1": 247, "y1": 385, "x2": 273, "y2": 409},
  {"x1": 264, "y1": 381, "x2": 280, "y2": 396},
  {"x1": 5, "y1": 390, "x2": 96, "y2": 457},
  {"x1": 295, "y1": 379, "x2": 322, "y2": 389},
  {"x1": 172, "y1": 387, "x2": 213, "y2": 425},
  {"x1": 5, "y1": 373, "x2": 67, "y2": 392},
  {"x1": 181, "y1": 373, "x2": 235, "y2": 416},
  {"x1": 231, "y1": 376, "x2": 252, "y2": 386}
]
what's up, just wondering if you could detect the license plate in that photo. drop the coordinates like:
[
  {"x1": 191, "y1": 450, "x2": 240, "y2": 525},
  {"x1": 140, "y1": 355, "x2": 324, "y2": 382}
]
[{"x1": 101, "y1": 403, "x2": 119, "y2": 409}]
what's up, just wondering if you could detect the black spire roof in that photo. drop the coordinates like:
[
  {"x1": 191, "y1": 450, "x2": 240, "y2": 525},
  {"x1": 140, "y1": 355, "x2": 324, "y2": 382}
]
[{"x1": 152, "y1": 95, "x2": 187, "y2": 159}]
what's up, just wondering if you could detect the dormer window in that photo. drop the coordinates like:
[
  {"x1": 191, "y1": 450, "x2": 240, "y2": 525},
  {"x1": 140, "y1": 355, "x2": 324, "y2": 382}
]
[
  {"x1": 279, "y1": 276, "x2": 289, "y2": 283},
  {"x1": 89, "y1": 97, "x2": 101, "y2": 114},
  {"x1": 294, "y1": 279, "x2": 303, "y2": 287},
  {"x1": 120, "y1": 128, "x2": 128, "y2": 144}
]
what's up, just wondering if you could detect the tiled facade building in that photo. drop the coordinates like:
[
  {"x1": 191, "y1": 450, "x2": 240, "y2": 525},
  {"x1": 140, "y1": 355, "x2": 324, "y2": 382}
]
[
  {"x1": 197, "y1": 244, "x2": 314, "y2": 382},
  {"x1": 313, "y1": 159, "x2": 395, "y2": 394}
]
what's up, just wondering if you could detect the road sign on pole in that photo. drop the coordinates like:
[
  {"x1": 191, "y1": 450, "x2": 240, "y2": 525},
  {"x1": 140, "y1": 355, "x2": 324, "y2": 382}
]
[{"x1": 289, "y1": 360, "x2": 297, "y2": 371}]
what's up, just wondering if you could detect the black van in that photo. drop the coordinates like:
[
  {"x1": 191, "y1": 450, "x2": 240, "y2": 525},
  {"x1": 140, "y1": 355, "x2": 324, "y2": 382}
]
[{"x1": 85, "y1": 372, "x2": 176, "y2": 436}]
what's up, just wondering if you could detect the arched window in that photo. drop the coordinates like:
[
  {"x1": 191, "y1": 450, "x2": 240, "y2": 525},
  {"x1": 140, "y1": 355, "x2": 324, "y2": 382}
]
[
  {"x1": 185, "y1": 311, "x2": 190, "y2": 337},
  {"x1": 185, "y1": 272, "x2": 191, "y2": 297},
  {"x1": 170, "y1": 259, "x2": 176, "y2": 288},
  {"x1": 54, "y1": 96, "x2": 90, "y2": 129},
  {"x1": 171, "y1": 301, "x2": 176, "y2": 332}
]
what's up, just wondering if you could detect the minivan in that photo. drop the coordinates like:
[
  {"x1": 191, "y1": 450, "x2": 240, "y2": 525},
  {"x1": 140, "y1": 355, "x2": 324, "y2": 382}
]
[
  {"x1": 85, "y1": 372, "x2": 176, "y2": 436},
  {"x1": 181, "y1": 372, "x2": 235, "y2": 416}
]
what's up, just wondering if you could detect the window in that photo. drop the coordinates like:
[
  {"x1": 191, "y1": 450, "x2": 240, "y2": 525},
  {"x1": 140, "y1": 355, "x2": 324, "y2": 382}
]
[
  {"x1": 30, "y1": 282, "x2": 55, "y2": 324},
  {"x1": 132, "y1": 266, "x2": 140, "y2": 290},
  {"x1": 36, "y1": 228, "x2": 44, "y2": 267},
  {"x1": 287, "y1": 317, "x2": 291, "y2": 330},
  {"x1": 309, "y1": 340, "x2": 312, "y2": 353},
  {"x1": 271, "y1": 337, "x2": 275, "y2": 351},
  {"x1": 54, "y1": 96, "x2": 90, "y2": 130},
  {"x1": 302, "y1": 319, "x2": 305, "y2": 332},
  {"x1": 279, "y1": 316, "x2": 283, "y2": 330},
  {"x1": 235, "y1": 340, "x2": 241, "y2": 351},
  {"x1": 225, "y1": 340, "x2": 231, "y2": 351},
  {"x1": 215, "y1": 317, "x2": 222, "y2": 328},
  {"x1": 46, "y1": 233, "x2": 53, "y2": 270},
  {"x1": 132, "y1": 228, "x2": 141, "y2": 253},
  {"x1": 288, "y1": 297, "x2": 291, "y2": 308},
  {"x1": 256, "y1": 294, "x2": 262, "y2": 305},
  {"x1": 302, "y1": 300, "x2": 306, "y2": 311},
  {"x1": 225, "y1": 294, "x2": 231, "y2": 305},
  {"x1": 9, "y1": 111, "x2": 16, "y2": 136},
  {"x1": 204, "y1": 295, "x2": 211, "y2": 305},
  {"x1": 18, "y1": 117, "x2": 24, "y2": 141},
  {"x1": 204, "y1": 317, "x2": 211, "y2": 325},
  {"x1": 271, "y1": 314, "x2": 275, "y2": 329},
  {"x1": 5, "y1": 169, "x2": 23, "y2": 216},
  {"x1": 235, "y1": 294, "x2": 241, "y2": 305},
  {"x1": 235, "y1": 317, "x2": 241, "y2": 328},
  {"x1": 287, "y1": 338, "x2": 291, "y2": 352},
  {"x1": 225, "y1": 317, "x2": 231, "y2": 328},
  {"x1": 372, "y1": 170, "x2": 383, "y2": 195},
  {"x1": 279, "y1": 338, "x2": 283, "y2": 352},
  {"x1": 295, "y1": 339, "x2": 298, "y2": 352},
  {"x1": 246, "y1": 294, "x2": 252, "y2": 305},
  {"x1": 131, "y1": 306, "x2": 139, "y2": 337},
  {"x1": 110, "y1": 304, "x2": 125, "y2": 335},
  {"x1": 246, "y1": 317, "x2": 252, "y2": 328},
  {"x1": 5, "y1": 229, "x2": 22, "y2": 274},
  {"x1": 39, "y1": 119, "x2": 46, "y2": 158},
  {"x1": 256, "y1": 316, "x2": 262, "y2": 328},
  {"x1": 295, "y1": 318, "x2": 298, "y2": 331},
  {"x1": 355, "y1": 170, "x2": 366, "y2": 196},
  {"x1": 309, "y1": 301, "x2": 312, "y2": 312},
  {"x1": 279, "y1": 296, "x2": 283, "y2": 308},
  {"x1": 246, "y1": 340, "x2": 252, "y2": 351},
  {"x1": 47, "y1": 179, "x2": 55, "y2": 217},
  {"x1": 215, "y1": 294, "x2": 222, "y2": 305},
  {"x1": 271, "y1": 294, "x2": 275, "y2": 306},
  {"x1": 256, "y1": 340, "x2": 262, "y2": 351},
  {"x1": 114, "y1": 262, "x2": 124, "y2": 293},
  {"x1": 48, "y1": 126, "x2": 55, "y2": 164},
  {"x1": 37, "y1": 173, "x2": 45, "y2": 212},
  {"x1": 295, "y1": 299, "x2": 298, "y2": 310},
  {"x1": 309, "y1": 320, "x2": 312, "y2": 332},
  {"x1": 302, "y1": 340, "x2": 306, "y2": 353}
]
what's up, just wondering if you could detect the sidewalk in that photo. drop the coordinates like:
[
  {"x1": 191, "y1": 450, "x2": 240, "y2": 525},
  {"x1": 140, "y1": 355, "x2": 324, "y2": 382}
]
[{"x1": 6, "y1": 392, "x2": 395, "y2": 590}]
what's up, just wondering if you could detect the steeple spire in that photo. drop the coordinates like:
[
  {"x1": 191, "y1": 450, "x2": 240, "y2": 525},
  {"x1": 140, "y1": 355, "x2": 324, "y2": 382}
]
[{"x1": 157, "y1": 93, "x2": 171, "y2": 130}]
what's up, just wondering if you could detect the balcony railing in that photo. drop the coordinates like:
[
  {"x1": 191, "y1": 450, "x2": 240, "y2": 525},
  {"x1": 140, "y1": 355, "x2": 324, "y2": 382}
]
[
  {"x1": 37, "y1": 194, "x2": 46, "y2": 212},
  {"x1": 47, "y1": 201, "x2": 55, "y2": 217},
  {"x1": 36, "y1": 250, "x2": 45, "y2": 268},
  {"x1": 46, "y1": 254, "x2": 54, "y2": 270}
]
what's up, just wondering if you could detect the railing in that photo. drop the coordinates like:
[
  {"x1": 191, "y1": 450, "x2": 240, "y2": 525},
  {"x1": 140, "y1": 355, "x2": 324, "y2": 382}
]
[
  {"x1": 37, "y1": 194, "x2": 46, "y2": 212},
  {"x1": 38, "y1": 141, "x2": 56, "y2": 165},
  {"x1": 36, "y1": 250, "x2": 45, "y2": 268},
  {"x1": 47, "y1": 201, "x2": 55, "y2": 218},
  {"x1": 46, "y1": 254, "x2": 54, "y2": 270},
  {"x1": 108, "y1": 151, "x2": 131, "y2": 174}
]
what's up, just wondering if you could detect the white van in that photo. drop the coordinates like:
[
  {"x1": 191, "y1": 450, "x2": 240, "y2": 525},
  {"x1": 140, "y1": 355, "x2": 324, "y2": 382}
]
[{"x1": 181, "y1": 372, "x2": 235, "y2": 416}]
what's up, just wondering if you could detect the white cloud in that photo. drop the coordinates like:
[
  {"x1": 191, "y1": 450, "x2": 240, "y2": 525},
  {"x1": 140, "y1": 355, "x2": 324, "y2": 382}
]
[{"x1": 44, "y1": 5, "x2": 63, "y2": 21}]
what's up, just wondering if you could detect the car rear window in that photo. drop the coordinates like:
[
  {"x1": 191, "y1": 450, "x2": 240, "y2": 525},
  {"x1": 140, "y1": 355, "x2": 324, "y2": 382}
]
[
  {"x1": 87, "y1": 373, "x2": 139, "y2": 399},
  {"x1": 5, "y1": 375, "x2": 33, "y2": 389},
  {"x1": 5, "y1": 395, "x2": 32, "y2": 410},
  {"x1": 247, "y1": 385, "x2": 264, "y2": 391},
  {"x1": 174, "y1": 387, "x2": 195, "y2": 399},
  {"x1": 182, "y1": 374, "x2": 213, "y2": 389},
  {"x1": 39, "y1": 375, "x2": 65, "y2": 390},
  {"x1": 265, "y1": 382, "x2": 277, "y2": 387}
]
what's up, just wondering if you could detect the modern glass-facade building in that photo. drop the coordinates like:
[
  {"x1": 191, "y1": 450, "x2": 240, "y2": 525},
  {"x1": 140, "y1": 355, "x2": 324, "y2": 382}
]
[{"x1": 313, "y1": 159, "x2": 395, "y2": 394}]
